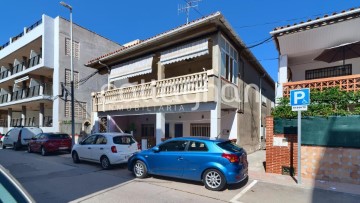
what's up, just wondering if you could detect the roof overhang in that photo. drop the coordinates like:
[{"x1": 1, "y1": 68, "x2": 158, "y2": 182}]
[{"x1": 86, "y1": 12, "x2": 275, "y2": 87}]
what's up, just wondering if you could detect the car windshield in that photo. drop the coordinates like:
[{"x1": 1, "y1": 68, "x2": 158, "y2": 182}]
[
  {"x1": 217, "y1": 141, "x2": 243, "y2": 153},
  {"x1": 113, "y1": 136, "x2": 136, "y2": 145},
  {"x1": 48, "y1": 134, "x2": 70, "y2": 139}
]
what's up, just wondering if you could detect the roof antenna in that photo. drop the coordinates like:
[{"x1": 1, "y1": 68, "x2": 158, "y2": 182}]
[{"x1": 178, "y1": 0, "x2": 202, "y2": 24}]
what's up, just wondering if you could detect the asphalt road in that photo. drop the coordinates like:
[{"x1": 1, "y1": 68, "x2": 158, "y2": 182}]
[{"x1": 0, "y1": 147, "x2": 359, "y2": 203}]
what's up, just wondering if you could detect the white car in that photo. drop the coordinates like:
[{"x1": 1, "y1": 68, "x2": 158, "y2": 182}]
[
  {"x1": 71, "y1": 133, "x2": 139, "y2": 169},
  {"x1": 2, "y1": 127, "x2": 43, "y2": 150}
]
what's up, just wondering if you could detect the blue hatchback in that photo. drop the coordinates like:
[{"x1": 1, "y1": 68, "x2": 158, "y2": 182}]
[{"x1": 128, "y1": 137, "x2": 248, "y2": 191}]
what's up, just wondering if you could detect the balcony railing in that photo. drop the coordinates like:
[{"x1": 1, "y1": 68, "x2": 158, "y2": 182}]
[
  {"x1": 6, "y1": 83, "x2": 52, "y2": 103},
  {"x1": 283, "y1": 74, "x2": 360, "y2": 97},
  {"x1": 0, "y1": 54, "x2": 42, "y2": 81},
  {"x1": 94, "y1": 71, "x2": 210, "y2": 111}
]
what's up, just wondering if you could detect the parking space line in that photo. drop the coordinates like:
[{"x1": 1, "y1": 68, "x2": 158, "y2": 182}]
[{"x1": 230, "y1": 180, "x2": 258, "y2": 203}]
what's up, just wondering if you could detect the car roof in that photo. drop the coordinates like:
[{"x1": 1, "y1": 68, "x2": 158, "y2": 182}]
[
  {"x1": 95, "y1": 132, "x2": 132, "y2": 137},
  {"x1": 169, "y1": 136, "x2": 229, "y2": 142}
]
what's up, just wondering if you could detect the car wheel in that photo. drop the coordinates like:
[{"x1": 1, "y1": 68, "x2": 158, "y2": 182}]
[
  {"x1": 203, "y1": 169, "x2": 226, "y2": 191},
  {"x1": 72, "y1": 151, "x2": 80, "y2": 163},
  {"x1": 13, "y1": 142, "x2": 20, "y2": 151},
  {"x1": 41, "y1": 146, "x2": 47, "y2": 156},
  {"x1": 100, "y1": 156, "x2": 111, "y2": 170},
  {"x1": 28, "y1": 145, "x2": 32, "y2": 153},
  {"x1": 2, "y1": 144, "x2": 6, "y2": 149},
  {"x1": 133, "y1": 160, "x2": 148, "y2": 179}
]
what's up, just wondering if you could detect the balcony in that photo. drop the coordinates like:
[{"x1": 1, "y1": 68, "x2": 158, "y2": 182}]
[
  {"x1": 283, "y1": 74, "x2": 360, "y2": 97},
  {"x1": 0, "y1": 83, "x2": 52, "y2": 106},
  {"x1": 93, "y1": 71, "x2": 216, "y2": 112},
  {"x1": 0, "y1": 54, "x2": 42, "y2": 81}
]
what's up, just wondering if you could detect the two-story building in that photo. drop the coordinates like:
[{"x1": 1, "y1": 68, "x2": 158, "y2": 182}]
[
  {"x1": 87, "y1": 12, "x2": 275, "y2": 153},
  {"x1": 271, "y1": 7, "x2": 360, "y2": 100},
  {"x1": 0, "y1": 15, "x2": 121, "y2": 135}
]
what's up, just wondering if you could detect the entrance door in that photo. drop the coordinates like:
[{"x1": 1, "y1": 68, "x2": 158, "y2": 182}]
[{"x1": 174, "y1": 124, "x2": 183, "y2": 137}]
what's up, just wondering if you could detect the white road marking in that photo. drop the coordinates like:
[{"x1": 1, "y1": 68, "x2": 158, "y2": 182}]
[{"x1": 230, "y1": 180, "x2": 258, "y2": 203}]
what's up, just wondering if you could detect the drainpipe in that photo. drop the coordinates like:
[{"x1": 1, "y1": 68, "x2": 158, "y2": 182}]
[
  {"x1": 98, "y1": 61, "x2": 111, "y2": 90},
  {"x1": 259, "y1": 73, "x2": 266, "y2": 149}
]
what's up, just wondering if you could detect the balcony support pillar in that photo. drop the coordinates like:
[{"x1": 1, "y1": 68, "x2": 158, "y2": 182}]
[
  {"x1": 21, "y1": 106, "x2": 26, "y2": 126},
  {"x1": 40, "y1": 76, "x2": 45, "y2": 95},
  {"x1": 92, "y1": 112, "x2": 99, "y2": 133},
  {"x1": 157, "y1": 62, "x2": 165, "y2": 80},
  {"x1": 39, "y1": 103, "x2": 44, "y2": 127},
  {"x1": 277, "y1": 55, "x2": 288, "y2": 102},
  {"x1": 7, "y1": 108, "x2": 12, "y2": 127},
  {"x1": 210, "y1": 102, "x2": 221, "y2": 139},
  {"x1": 156, "y1": 112, "x2": 165, "y2": 145}
]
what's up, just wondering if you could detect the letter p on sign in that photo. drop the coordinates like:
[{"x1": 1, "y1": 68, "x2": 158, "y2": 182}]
[{"x1": 290, "y1": 88, "x2": 310, "y2": 107}]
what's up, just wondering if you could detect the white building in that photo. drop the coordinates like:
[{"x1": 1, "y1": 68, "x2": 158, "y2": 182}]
[{"x1": 0, "y1": 15, "x2": 121, "y2": 135}]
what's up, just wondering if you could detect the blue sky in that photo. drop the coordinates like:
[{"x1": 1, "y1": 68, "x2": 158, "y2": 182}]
[{"x1": 0, "y1": 0, "x2": 359, "y2": 81}]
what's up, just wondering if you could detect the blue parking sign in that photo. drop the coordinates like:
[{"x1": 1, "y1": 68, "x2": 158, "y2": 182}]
[{"x1": 290, "y1": 88, "x2": 310, "y2": 106}]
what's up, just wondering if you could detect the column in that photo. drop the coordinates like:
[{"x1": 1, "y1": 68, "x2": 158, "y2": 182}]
[
  {"x1": 276, "y1": 55, "x2": 288, "y2": 101},
  {"x1": 156, "y1": 112, "x2": 165, "y2": 145},
  {"x1": 21, "y1": 106, "x2": 26, "y2": 126},
  {"x1": 92, "y1": 112, "x2": 99, "y2": 133},
  {"x1": 40, "y1": 76, "x2": 45, "y2": 95},
  {"x1": 7, "y1": 108, "x2": 12, "y2": 127},
  {"x1": 39, "y1": 103, "x2": 44, "y2": 127},
  {"x1": 157, "y1": 62, "x2": 165, "y2": 80},
  {"x1": 210, "y1": 103, "x2": 221, "y2": 139}
]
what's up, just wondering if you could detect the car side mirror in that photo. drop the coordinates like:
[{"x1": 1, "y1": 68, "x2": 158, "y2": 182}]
[{"x1": 152, "y1": 146, "x2": 160, "y2": 152}]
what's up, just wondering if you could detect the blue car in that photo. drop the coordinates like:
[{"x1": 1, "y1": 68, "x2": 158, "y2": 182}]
[{"x1": 128, "y1": 137, "x2": 248, "y2": 191}]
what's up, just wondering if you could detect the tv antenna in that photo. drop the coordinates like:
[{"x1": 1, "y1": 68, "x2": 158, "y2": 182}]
[{"x1": 178, "y1": 0, "x2": 202, "y2": 24}]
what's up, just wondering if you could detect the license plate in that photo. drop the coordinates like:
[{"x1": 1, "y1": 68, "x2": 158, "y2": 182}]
[{"x1": 59, "y1": 147, "x2": 68, "y2": 150}]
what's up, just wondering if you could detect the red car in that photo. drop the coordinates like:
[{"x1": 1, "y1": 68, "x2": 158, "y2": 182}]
[{"x1": 28, "y1": 133, "x2": 72, "y2": 156}]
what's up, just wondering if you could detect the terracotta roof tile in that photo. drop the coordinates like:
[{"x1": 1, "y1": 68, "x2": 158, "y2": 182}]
[
  {"x1": 87, "y1": 12, "x2": 220, "y2": 65},
  {"x1": 273, "y1": 7, "x2": 360, "y2": 33}
]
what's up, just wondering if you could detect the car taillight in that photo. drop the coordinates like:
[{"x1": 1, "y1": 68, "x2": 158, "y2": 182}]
[
  {"x1": 137, "y1": 143, "x2": 141, "y2": 150},
  {"x1": 111, "y1": 146, "x2": 117, "y2": 153},
  {"x1": 222, "y1": 153, "x2": 239, "y2": 163}
]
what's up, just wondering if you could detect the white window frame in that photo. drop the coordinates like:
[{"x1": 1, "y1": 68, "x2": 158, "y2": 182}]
[{"x1": 220, "y1": 35, "x2": 239, "y2": 84}]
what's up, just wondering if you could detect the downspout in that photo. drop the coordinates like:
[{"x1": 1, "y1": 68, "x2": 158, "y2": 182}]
[
  {"x1": 259, "y1": 73, "x2": 266, "y2": 149},
  {"x1": 98, "y1": 60, "x2": 111, "y2": 90}
]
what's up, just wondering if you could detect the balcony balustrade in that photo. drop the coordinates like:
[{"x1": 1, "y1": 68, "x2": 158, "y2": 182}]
[
  {"x1": 93, "y1": 71, "x2": 211, "y2": 111},
  {"x1": 283, "y1": 74, "x2": 360, "y2": 97}
]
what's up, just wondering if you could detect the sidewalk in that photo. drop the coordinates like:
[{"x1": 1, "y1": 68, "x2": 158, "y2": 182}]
[{"x1": 247, "y1": 150, "x2": 360, "y2": 196}]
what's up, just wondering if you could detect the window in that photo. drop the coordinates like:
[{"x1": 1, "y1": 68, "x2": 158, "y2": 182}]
[
  {"x1": 188, "y1": 141, "x2": 208, "y2": 152},
  {"x1": 113, "y1": 136, "x2": 136, "y2": 145},
  {"x1": 82, "y1": 135, "x2": 96, "y2": 145},
  {"x1": 65, "y1": 101, "x2": 87, "y2": 118},
  {"x1": 141, "y1": 124, "x2": 154, "y2": 137},
  {"x1": 220, "y1": 36, "x2": 239, "y2": 84},
  {"x1": 190, "y1": 123, "x2": 210, "y2": 137},
  {"x1": 95, "y1": 135, "x2": 107, "y2": 144},
  {"x1": 65, "y1": 38, "x2": 80, "y2": 59},
  {"x1": 65, "y1": 69, "x2": 79, "y2": 88},
  {"x1": 305, "y1": 64, "x2": 352, "y2": 80},
  {"x1": 217, "y1": 141, "x2": 243, "y2": 153},
  {"x1": 159, "y1": 140, "x2": 188, "y2": 152},
  {"x1": 47, "y1": 134, "x2": 70, "y2": 139}
]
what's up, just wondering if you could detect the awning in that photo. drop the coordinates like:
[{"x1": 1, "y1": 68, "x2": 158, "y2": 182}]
[
  {"x1": 109, "y1": 55, "x2": 154, "y2": 81},
  {"x1": 160, "y1": 39, "x2": 209, "y2": 65}
]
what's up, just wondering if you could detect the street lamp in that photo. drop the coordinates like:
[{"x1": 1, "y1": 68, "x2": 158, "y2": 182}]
[{"x1": 60, "y1": 1, "x2": 75, "y2": 146}]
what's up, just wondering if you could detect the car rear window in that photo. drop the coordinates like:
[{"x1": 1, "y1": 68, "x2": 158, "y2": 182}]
[
  {"x1": 113, "y1": 136, "x2": 136, "y2": 145},
  {"x1": 48, "y1": 134, "x2": 70, "y2": 139},
  {"x1": 217, "y1": 141, "x2": 243, "y2": 153}
]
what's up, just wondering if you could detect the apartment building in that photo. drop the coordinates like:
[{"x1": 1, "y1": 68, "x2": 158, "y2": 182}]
[
  {"x1": 0, "y1": 14, "x2": 121, "y2": 135},
  {"x1": 87, "y1": 12, "x2": 275, "y2": 153}
]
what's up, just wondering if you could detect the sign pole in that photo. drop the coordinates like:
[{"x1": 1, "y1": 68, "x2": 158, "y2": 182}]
[{"x1": 297, "y1": 110, "x2": 301, "y2": 184}]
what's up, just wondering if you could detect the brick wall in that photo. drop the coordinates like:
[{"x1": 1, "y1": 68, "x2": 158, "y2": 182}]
[{"x1": 266, "y1": 116, "x2": 360, "y2": 185}]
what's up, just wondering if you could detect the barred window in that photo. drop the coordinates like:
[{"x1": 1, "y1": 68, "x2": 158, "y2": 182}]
[
  {"x1": 190, "y1": 123, "x2": 210, "y2": 137},
  {"x1": 65, "y1": 101, "x2": 87, "y2": 118},
  {"x1": 65, "y1": 38, "x2": 80, "y2": 59},
  {"x1": 65, "y1": 69, "x2": 79, "y2": 88},
  {"x1": 305, "y1": 64, "x2": 352, "y2": 80}
]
